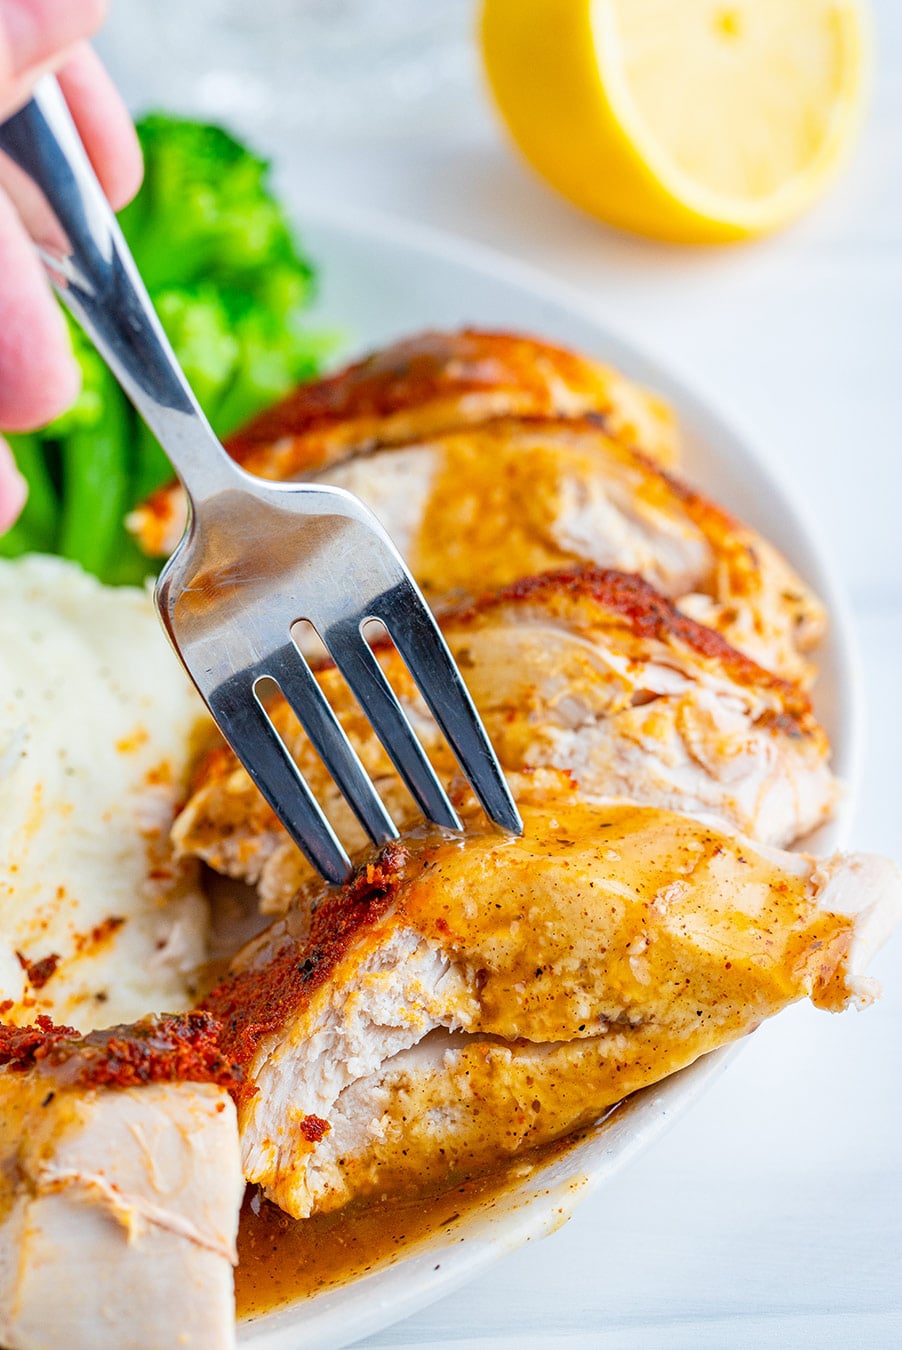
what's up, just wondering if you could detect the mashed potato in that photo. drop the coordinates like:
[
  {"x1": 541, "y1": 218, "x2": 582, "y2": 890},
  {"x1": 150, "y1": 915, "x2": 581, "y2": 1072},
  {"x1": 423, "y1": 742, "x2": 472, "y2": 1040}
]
[{"x1": 0, "y1": 557, "x2": 211, "y2": 1031}]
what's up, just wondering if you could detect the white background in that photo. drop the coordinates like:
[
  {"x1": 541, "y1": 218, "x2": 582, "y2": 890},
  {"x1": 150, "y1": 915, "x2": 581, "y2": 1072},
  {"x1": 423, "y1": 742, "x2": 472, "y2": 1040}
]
[{"x1": 99, "y1": 3, "x2": 902, "y2": 1346}]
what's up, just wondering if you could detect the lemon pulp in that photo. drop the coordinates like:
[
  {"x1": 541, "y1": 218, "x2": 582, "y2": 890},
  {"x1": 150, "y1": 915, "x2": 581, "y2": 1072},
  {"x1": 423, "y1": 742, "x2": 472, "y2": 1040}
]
[{"x1": 480, "y1": 0, "x2": 870, "y2": 242}]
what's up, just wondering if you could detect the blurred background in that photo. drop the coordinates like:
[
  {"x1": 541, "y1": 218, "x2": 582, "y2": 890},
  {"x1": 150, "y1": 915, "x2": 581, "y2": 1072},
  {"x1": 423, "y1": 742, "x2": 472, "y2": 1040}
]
[{"x1": 94, "y1": 4, "x2": 901, "y2": 1347}]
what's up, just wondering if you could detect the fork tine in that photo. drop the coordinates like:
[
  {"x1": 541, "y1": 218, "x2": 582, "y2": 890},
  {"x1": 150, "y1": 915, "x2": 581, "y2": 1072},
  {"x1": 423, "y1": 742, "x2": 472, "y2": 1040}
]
[
  {"x1": 208, "y1": 677, "x2": 351, "y2": 884},
  {"x1": 269, "y1": 640, "x2": 398, "y2": 847},
  {"x1": 374, "y1": 588, "x2": 523, "y2": 836},
  {"x1": 322, "y1": 619, "x2": 462, "y2": 831}
]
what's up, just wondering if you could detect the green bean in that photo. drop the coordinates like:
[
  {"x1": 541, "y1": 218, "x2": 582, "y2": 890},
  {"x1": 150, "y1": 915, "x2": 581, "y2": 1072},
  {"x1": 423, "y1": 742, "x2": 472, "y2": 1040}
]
[
  {"x1": 57, "y1": 382, "x2": 132, "y2": 578},
  {"x1": 0, "y1": 435, "x2": 60, "y2": 558}
]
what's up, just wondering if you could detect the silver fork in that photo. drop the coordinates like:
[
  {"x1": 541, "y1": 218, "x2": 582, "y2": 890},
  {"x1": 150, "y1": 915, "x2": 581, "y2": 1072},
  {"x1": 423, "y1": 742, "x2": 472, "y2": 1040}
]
[{"x1": 0, "y1": 76, "x2": 521, "y2": 883}]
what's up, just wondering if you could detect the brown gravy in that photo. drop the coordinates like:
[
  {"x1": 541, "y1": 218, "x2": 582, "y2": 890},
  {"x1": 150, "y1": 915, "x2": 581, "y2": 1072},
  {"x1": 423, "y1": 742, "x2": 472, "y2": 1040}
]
[{"x1": 236, "y1": 1124, "x2": 603, "y2": 1322}]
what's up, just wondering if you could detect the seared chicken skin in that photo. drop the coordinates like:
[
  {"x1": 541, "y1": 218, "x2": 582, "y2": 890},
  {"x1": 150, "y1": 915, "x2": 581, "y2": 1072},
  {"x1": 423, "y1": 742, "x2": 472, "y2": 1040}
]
[
  {"x1": 201, "y1": 795, "x2": 902, "y2": 1219},
  {"x1": 129, "y1": 329, "x2": 679, "y2": 556},
  {"x1": 0, "y1": 1014, "x2": 244, "y2": 1350},
  {"x1": 174, "y1": 569, "x2": 837, "y2": 913}
]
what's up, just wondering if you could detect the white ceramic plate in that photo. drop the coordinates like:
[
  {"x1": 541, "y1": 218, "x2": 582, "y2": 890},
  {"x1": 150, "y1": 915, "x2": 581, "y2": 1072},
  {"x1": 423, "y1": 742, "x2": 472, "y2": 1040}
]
[{"x1": 238, "y1": 203, "x2": 861, "y2": 1349}]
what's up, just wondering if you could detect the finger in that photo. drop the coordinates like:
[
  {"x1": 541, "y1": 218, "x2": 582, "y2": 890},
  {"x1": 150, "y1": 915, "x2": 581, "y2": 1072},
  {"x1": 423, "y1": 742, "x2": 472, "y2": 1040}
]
[
  {"x1": 0, "y1": 0, "x2": 106, "y2": 84},
  {"x1": 0, "y1": 187, "x2": 80, "y2": 429},
  {"x1": 57, "y1": 44, "x2": 142, "y2": 210},
  {"x1": 0, "y1": 433, "x2": 28, "y2": 532}
]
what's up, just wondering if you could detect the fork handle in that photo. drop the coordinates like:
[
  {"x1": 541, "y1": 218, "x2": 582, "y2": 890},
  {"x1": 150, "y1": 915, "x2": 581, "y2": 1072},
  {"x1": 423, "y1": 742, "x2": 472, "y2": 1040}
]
[{"x1": 0, "y1": 77, "x2": 231, "y2": 502}]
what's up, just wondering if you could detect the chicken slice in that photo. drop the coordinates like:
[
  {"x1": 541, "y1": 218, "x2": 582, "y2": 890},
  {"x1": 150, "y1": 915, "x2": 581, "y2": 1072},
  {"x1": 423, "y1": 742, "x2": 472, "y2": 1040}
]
[
  {"x1": 200, "y1": 799, "x2": 902, "y2": 1219},
  {"x1": 0, "y1": 1014, "x2": 244, "y2": 1350},
  {"x1": 129, "y1": 329, "x2": 679, "y2": 556},
  {"x1": 174, "y1": 569, "x2": 837, "y2": 913},
  {"x1": 306, "y1": 417, "x2": 821, "y2": 681}
]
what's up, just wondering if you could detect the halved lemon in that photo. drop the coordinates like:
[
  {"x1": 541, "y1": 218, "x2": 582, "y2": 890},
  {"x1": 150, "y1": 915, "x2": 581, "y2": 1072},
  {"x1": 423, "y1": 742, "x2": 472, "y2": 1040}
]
[{"x1": 480, "y1": 0, "x2": 870, "y2": 242}]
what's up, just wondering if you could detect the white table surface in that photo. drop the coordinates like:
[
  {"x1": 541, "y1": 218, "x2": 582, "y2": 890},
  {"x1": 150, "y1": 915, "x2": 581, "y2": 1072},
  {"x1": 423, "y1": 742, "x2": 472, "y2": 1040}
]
[{"x1": 100, "y1": 3, "x2": 902, "y2": 1346}]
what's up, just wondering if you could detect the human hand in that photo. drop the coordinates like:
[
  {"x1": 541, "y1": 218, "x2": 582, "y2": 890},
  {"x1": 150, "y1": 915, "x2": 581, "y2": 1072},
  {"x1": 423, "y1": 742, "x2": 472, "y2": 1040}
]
[{"x1": 0, "y1": 0, "x2": 142, "y2": 532}]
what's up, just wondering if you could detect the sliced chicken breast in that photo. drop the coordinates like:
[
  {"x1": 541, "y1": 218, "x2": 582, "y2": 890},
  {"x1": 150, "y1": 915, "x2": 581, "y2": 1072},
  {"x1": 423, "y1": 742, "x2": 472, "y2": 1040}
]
[
  {"x1": 133, "y1": 408, "x2": 819, "y2": 684},
  {"x1": 0, "y1": 1014, "x2": 244, "y2": 1350},
  {"x1": 174, "y1": 569, "x2": 837, "y2": 913},
  {"x1": 313, "y1": 418, "x2": 822, "y2": 681},
  {"x1": 200, "y1": 798, "x2": 901, "y2": 1219},
  {"x1": 129, "y1": 329, "x2": 679, "y2": 556}
]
